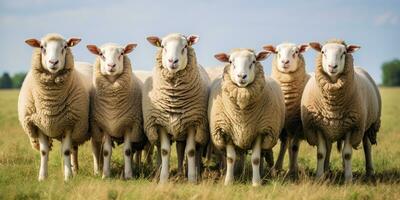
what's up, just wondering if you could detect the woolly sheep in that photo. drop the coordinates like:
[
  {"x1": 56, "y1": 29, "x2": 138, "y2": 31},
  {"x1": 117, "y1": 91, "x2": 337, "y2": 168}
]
[
  {"x1": 143, "y1": 33, "x2": 210, "y2": 183},
  {"x1": 209, "y1": 48, "x2": 285, "y2": 186},
  {"x1": 86, "y1": 43, "x2": 146, "y2": 179},
  {"x1": 301, "y1": 40, "x2": 381, "y2": 183},
  {"x1": 263, "y1": 43, "x2": 311, "y2": 177},
  {"x1": 19, "y1": 33, "x2": 91, "y2": 181}
]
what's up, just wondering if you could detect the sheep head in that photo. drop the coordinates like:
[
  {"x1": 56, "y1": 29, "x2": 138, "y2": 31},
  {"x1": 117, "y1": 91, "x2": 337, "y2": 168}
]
[
  {"x1": 147, "y1": 33, "x2": 199, "y2": 73},
  {"x1": 310, "y1": 41, "x2": 360, "y2": 79},
  {"x1": 215, "y1": 49, "x2": 269, "y2": 87},
  {"x1": 263, "y1": 43, "x2": 308, "y2": 73},
  {"x1": 87, "y1": 43, "x2": 136, "y2": 76},
  {"x1": 25, "y1": 33, "x2": 81, "y2": 74}
]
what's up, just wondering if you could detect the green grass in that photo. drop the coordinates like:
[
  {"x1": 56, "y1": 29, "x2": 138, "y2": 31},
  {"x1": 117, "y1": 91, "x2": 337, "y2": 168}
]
[{"x1": 0, "y1": 88, "x2": 399, "y2": 200}]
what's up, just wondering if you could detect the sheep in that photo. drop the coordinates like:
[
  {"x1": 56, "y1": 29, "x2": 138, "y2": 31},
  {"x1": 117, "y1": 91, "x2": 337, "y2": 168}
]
[
  {"x1": 86, "y1": 43, "x2": 146, "y2": 179},
  {"x1": 209, "y1": 48, "x2": 285, "y2": 186},
  {"x1": 143, "y1": 33, "x2": 210, "y2": 183},
  {"x1": 19, "y1": 33, "x2": 91, "y2": 181},
  {"x1": 301, "y1": 39, "x2": 381, "y2": 183},
  {"x1": 263, "y1": 43, "x2": 311, "y2": 177}
]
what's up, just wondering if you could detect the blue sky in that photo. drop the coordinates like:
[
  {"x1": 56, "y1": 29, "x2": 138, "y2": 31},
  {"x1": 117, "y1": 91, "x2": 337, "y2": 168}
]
[{"x1": 0, "y1": 0, "x2": 399, "y2": 83}]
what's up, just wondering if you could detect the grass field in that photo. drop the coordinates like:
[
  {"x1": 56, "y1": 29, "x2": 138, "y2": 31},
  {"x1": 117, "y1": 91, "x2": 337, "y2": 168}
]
[{"x1": 0, "y1": 88, "x2": 399, "y2": 200}]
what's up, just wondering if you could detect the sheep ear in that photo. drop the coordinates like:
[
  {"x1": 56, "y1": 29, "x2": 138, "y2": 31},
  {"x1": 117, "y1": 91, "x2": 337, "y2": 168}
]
[
  {"x1": 25, "y1": 39, "x2": 41, "y2": 48},
  {"x1": 263, "y1": 45, "x2": 277, "y2": 54},
  {"x1": 187, "y1": 35, "x2": 199, "y2": 46},
  {"x1": 86, "y1": 45, "x2": 101, "y2": 55},
  {"x1": 347, "y1": 45, "x2": 360, "y2": 54},
  {"x1": 309, "y1": 42, "x2": 322, "y2": 52},
  {"x1": 298, "y1": 44, "x2": 309, "y2": 53},
  {"x1": 67, "y1": 38, "x2": 81, "y2": 47},
  {"x1": 124, "y1": 43, "x2": 137, "y2": 54},
  {"x1": 214, "y1": 53, "x2": 230, "y2": 63},
  {"x1": 256, "y1": 51, "x2": 270, "y2": 61},
  {"x1": 146, "y1": 36, "x2": 162, "y2": 47}
]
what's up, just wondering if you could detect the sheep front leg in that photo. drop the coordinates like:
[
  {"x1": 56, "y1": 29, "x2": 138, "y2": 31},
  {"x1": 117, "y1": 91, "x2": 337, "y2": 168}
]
[
  {"x1": 343, "y1": 133, "x2": 353, "y2": 183},
  {"x1": 102, "y1": 134, "x2": 112, "y2": 179},
  {"x1": 251, "y1": 136, "x2": 262, "y2": 187},
  {"x1": 363, "y1": 136, "x2": 374, "y2": 178},
  {"x1": 71, "y1": 145, "x2": 79, "y2": 175},
  {"x1": 316, "y1": 131, "x2": 326, "y2": 179},
  {"x1": 288, "y1": 136, "x2": 300, "y2": 178},
  {"x1": 274, "y1": 130, "x2": 288, "y2": 172},
  {"x1": 159, "y1": 129, "x2": 170, "y2": 184},
  {"x1": 91, "y1": 139, "x2": 102, "y2": 175},
  {"x1": 38, "y1": 132, "x2": 49, "y2": 181},
  {"x1": 124, "y1": 132, "x2": 133, "y2": 179},
  {"x1": 324, "y1": 141, "x2": 332, "y2": 172},
  {"x1": 224, "y1": 143, "x2": 236, "y2": 185},
  {"x1": 62, "y1": 131, "x2": 73, "y2": 181},
  {"x1": 176, "y1": 141, "x2": 185, "y2": 176},
  {"x1": 186, "y1": 128, "x2": 196, "y2": 183}
]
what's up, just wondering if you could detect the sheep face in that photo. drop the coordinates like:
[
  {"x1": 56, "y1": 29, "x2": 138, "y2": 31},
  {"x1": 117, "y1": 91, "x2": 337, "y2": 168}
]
[
  {"x1": 264, "y1": 43, "x2": 308, "y2": 73},
  {"x1": 147, "y1": 33, "x2": 199, "y2": 73},
  {"x1": 215, "y1": 49, "x2": 269, "y2": 87},
  {"x1": 87, "y1": 44, "x2": 137, "y2": 76},
  {"x1": 25, "y1": 34, "x2": 81, "y2": 74},
  {"x1": 310, "y1": 42, "x2": 360, "y2": 78}
]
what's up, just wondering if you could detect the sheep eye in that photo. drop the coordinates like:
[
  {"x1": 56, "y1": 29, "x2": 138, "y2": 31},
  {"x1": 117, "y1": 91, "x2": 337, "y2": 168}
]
[
  {"x1": 321, "y1": 51, "x2": 325, "y2": 54},
  {"x1": 161, "y1": 45, "x2": 164, "y2": 48}
]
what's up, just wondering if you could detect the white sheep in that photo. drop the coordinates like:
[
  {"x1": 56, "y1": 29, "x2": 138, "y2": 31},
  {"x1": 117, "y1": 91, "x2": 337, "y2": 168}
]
[
  {"x1": 301, "y1": 40, "x2": 381, "y2": 183},
  {"x1": 19, "y1": 33, "x2": 91, "y2": 181},
  {"x1": 263, "y1": 43, "x2": 311, "y2": 177},
  {"x1": 86, "y1": 43, "x2": 146, "y2": 179},
  {"x1": 143, "y1": 33, "x2": 210, "y2": 183},
  {"x1": 209, "y1": 48, "x2": 285, "y2": 186}
]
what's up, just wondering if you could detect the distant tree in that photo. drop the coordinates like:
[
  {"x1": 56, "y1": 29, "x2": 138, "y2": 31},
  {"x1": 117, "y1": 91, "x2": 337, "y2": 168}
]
[
  {"x1": 382, "y1": 59, "x2": 400, "y2": 86},
  {"x1": 0, "y1": 72, "x2": 13, "y2": 89},
  {"x1": 12, "y1": 72, "x2": 27, "y2": 88}
]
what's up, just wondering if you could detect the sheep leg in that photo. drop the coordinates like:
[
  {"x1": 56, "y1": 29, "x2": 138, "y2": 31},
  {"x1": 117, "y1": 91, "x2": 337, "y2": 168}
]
[
  {"x1": 324, "y1": 141, "x2": 332, "y2": 173},
  {"x1": 91, "y1": 139, "x2": 102, "y2": 175},
  {"x1": 288, "y1": 136, "x2": 300, "y2": 179},
  {"x1": 176, "y1": 141, "x2": 186, "y2": 176},
  {"x1": 343, "y1": 133, "x2": 353, "y2": 183},
  {"x1": 251, "y1": 136, "x2": 262, "y2": 186},
  {"x1": 38, "y1": 132, "x2": 49, "y2": 181},
  {"x1": 102, "y1": 134, "x2": 112, "y2": 179},
  {"x1": 71, "y1": 145, "x2": 79, "y2": 175},
  {"x1": 195, "y1": 144, "x2": 203, "y2": 180},
  {"x1": 134, "y1": 150, "x2": 142, "y2": 171},
  {"x1": 124, "y1": 133, "x2": 133, "y2": 179},
  {"x1": 62, "y1": 131, "x2": 73, "y2": 181},
  {"x1": 274, "y1": 133, "x2": 288, "y2": 172},
  {"x1": 316, "y1": 132, "x2": 326, "y2": 179},
  {"x1": 185, "y1": 128, "x2": 197, "y2": 183},
  {"x1": 159, "y1": 129, "x2": 170, "y2": 184},
  {"x1": 224, "y1": 143, "x2": 236, "y2": 185},
  {"x1": 143, "y1": 143, "x2": 153, "y2": 169},
  {"x1": 363, "y1": 136, "x2": 375, "y2": 178}
]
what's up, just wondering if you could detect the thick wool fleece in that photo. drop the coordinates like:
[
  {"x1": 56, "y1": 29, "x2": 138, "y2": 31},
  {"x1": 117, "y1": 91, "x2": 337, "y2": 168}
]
[
  {"x1": 271, "y1": 54, "x2": 310, "y2": 137},
  {"x1": 18, "y1": 47, "x2": 91, "y2": 150},
  {"x1": 301, "y1": 40, "x2": 381, "y2": 148},
  {"x1": 91, "y1": 56, "x2": 144, "y2": 145},
  {"x1": 209, "y1": 62, "x2": 285, "y2": 150},
  {"x1": 142, "y1": 46, "x2": 210, "y2": 145}
]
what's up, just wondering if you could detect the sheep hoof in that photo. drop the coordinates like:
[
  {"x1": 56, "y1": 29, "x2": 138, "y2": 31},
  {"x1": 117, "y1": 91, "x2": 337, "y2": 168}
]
[
  {"x1": 38, "y1": 176, "x2": 46, "y2": 181},
  {"x1": 224, "y1": 178, "x2": 234, "y2": 186},
  {"x1": 102, "y1": 174, "x2": 110, "y2": 180},
  {"x1": 252, "y1": 182, "x2": 261, "y2": 187}
]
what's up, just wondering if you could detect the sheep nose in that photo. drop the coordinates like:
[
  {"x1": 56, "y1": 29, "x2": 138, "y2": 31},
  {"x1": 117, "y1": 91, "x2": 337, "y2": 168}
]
[
  {"x1": 329, "y1": 64, "x2": 338, "y2": 69},
  {"x1": 108, "y1": 63, "x2": 116, "y2": 68},
  {"x1": 168, "y1": 58, "x2": 179, "y2": 64},
  {"x1": 238, "y1": 73, "x2": 247, "y2": 79},
  {"x1": 281, "y1": 60, "x2": 289, "y2": 64},
  {"x1": 49, "y1": 60, "x2": 59, "y2": 65}
]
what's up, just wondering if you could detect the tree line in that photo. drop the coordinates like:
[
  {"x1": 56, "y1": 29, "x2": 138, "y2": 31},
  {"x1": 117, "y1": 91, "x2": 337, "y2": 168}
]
[{"x1": 0, "y1": 59, "x2": 399, "y2": 89}]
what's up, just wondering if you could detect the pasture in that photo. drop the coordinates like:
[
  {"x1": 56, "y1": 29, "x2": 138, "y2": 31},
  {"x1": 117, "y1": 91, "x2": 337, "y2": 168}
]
[{"x1": 0, "y1": 88, "x2": 399, "y2": 200}]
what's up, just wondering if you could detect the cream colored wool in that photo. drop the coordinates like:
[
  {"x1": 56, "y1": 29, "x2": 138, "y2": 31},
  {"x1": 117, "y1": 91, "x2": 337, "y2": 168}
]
[
  {"x1": 18, "y1": 44, "x2": 91, "y2": 150},
  {"x1": 209, "y1": 60, "x2": 285, "y2": 150},
  {"x1": 142, "y1": 46, "x2": 210, "y2": 145},
  {"x1": 301, "y1": 40, "x2": 381, "y2": 148},
  {"x1": 91, "y1": 56, "x2": 145, "y2": 144},
  {"x1": 271, "y1": 54, "x2": 310, "y2": 137}
]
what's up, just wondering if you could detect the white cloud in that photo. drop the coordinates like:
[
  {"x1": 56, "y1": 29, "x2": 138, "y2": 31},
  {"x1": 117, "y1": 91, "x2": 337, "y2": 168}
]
[{"x1": 374, "y1": 12, "x2": 399, "y2": 26}]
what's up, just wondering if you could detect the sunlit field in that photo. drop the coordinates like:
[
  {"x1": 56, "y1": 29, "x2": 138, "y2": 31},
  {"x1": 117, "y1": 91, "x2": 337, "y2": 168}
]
[{"x1": 0, "y1": 88, "x2": 399, "y2": 200}]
